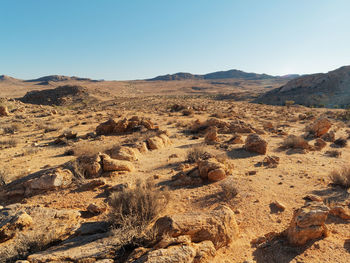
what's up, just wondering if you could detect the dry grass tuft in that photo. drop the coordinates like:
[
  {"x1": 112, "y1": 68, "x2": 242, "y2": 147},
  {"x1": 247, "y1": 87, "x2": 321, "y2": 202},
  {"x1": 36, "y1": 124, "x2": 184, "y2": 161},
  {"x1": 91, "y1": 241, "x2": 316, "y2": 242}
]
[
  {"x1": 325, "y1": 150, "x2": 342, "y2": 158},
  {"x1": 109, "y1": 179, "x2": 168, "y2": 246},
  {"x1": 186, "y1": 145, "x2": 212, "y2": 163},
  {"x1": 220, "y1": 179, "x2": 238, "y2": 201},
  {"x1": 330, "y1": 167, "x2": 350, "y2": 188},
  {"x1": 71, "y1": 142, "x2": 108, "y2": 157},
  {"x1": 2, "y1": 124, "x2": 21, "y2": 134},
  {"x1": 0, "y1": 138, "x2": 18, "y2": 148},
  {"x1": 333, "y1": 138, "x2": 347, "y2": 147}
]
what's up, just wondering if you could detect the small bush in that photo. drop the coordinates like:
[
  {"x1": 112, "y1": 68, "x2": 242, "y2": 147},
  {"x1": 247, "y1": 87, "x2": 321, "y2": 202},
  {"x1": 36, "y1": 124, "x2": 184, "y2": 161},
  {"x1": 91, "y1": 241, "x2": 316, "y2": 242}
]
[
  {"x1": 109, "y1": 179, "x2": 168, "y2": 228},
  {"x1": 325, "y1": 150, "x2": 342, "y2": 158},
  {"x1": 281, "y1": 135, "x2": 309, "y2": 149},
  {"x1": 3, "y1": 124, "x2": 21, "y2": 134},
  {"x1": 330, "y1": 167, "x2": 350, "y2": 188},
  {"x1": 333, "y1": 138, "x2": 347, "y2": 147},
  {"x1": 187, "y1": 145, "x2": 212, "y2": 163},
  {"x1": 220, "y1": 179, "x2": 238, "y2": 201},
  {"x1": 0, "y1": 138, "x2": 18, "y2": 148}
]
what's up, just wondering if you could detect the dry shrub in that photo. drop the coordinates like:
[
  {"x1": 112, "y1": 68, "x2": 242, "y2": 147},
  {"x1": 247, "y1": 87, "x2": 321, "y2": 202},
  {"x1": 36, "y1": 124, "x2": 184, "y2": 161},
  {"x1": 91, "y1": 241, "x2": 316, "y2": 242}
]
[
  {"x1": 325, "y1": 150, "x2": 342, "y2": 158},
  {"x1": 186, "y1": 145, "x2": 212, "y2": 163},
  {"x1": 109, "y1": 179, "x2": 168, "y2": 227},
  {"x1": 333, "y1": 138, "x2": 347, "y2": 147},
  {"x1": 109, "y1": 179, "x2": 168, "y2": 246},
  {"x1": 2, "y1": 124, "x2": 21, "y2": 134},
  {"x1": 330, "y1": 167, "x2": 350, "y2": 188},
  {"x1": 281, "y1": 135, "x2": 309, "y2": 149},
  {"x1": 220, "y1": 179, "x2": 238, "y2": 201},
  {"x1": 0, "y1": 138, "x2": 18, "y2": 148}
]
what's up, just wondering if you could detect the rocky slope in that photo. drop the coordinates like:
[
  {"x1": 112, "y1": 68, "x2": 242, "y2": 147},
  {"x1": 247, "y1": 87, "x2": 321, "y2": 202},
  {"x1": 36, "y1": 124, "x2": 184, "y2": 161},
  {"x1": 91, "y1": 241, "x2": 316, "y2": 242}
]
[{"x1": 254, "y1": 66, "x2": 350, "y2": 108}]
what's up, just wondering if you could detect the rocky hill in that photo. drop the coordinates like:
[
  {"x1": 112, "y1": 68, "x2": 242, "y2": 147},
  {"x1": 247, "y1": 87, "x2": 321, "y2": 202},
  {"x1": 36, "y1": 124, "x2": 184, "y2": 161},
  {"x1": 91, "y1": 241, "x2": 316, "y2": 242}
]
[
  {"x1": 25, "y1": 75, "x2": 101, "y2": 83},
  {"x1": 254, "y1": 66, "x2": 350, "y2": 108},
  {"x1": 148, "y1": 69, "x2": 278, "y2": 81},
  {"x1": 19, "y1": 85, "x2": 97, "y2": 106}
]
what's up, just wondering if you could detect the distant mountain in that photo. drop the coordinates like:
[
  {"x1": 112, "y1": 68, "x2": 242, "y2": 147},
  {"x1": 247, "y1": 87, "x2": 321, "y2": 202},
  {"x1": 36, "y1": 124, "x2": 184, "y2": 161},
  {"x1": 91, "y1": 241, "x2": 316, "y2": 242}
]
[
  {"x1": 254, "y1": 66, "x2": 350, "y2": 108},
  {"x1": 0, "y1": 75, "x2": 20, "y2": 82},
  {"x1": 25, "y1": 75, "x2": 102, "y2": 83},
  {"x1": 147, "y1": 69, "x2": 280, "y2": 81}
]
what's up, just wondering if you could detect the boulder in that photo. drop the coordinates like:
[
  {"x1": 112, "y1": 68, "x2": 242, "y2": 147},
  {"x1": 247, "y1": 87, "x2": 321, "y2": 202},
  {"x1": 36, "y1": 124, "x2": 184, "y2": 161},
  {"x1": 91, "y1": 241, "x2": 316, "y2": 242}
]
[
  {"x1": 286, "y1": 202, "x2": 329, "y2": 246},
  {"x1": 130, "y1": 240, "x2": 216, "y2": 263},
  {"x1": 308, "y1": 118, "x2": 332, "y2": 137},
  {"x1": 77, "y1": 154, "x2": 103, "y2": 178},
  {"x1": 108, "y1": 146, "x2": 140, "y2": 161},
  {"x1": 147, "y1": 134, "x2": 171, "y2": 150},
  {"x1": 207, "y1": 168, "x2": 226, "y2": 182},
  {"x1": 24, "y1": 168, "x2": 73, "y2": 194},
  {"x1": 96, "y1": 119, "x2": 117, "y2": 135},
  {"x1": 262, "y1": 155, "x2": 279, "y2": 168},
  {"x1": 102, "y1": 155, "x2": 134, "y2": 172},
  {"x1": 244, "y1": 134, "x2": 267, "y2": 155},
  {"x1": 0, "y1": 106, "x2": 9, "y2": 116},
  {"x1": 154, "y1": 205, "x2": 239, "y2": 249},
  {"x1": 197, "y1": 158, "x2": 227, "y2": 182}
]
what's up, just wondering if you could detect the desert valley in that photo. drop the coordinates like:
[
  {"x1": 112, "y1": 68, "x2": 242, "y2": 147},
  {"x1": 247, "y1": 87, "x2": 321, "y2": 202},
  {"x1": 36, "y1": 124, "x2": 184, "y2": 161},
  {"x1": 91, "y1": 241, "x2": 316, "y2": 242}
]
[{"x1": 0, "y1": 66, "x2": 349, "y2": 263}]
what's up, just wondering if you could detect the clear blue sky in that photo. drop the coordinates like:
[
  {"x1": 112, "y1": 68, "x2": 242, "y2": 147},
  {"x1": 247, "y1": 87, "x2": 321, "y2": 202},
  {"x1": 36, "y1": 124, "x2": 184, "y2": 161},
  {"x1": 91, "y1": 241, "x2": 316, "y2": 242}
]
[{"x1": 1, "y1": 0, "x2": 349, "y2": 80}]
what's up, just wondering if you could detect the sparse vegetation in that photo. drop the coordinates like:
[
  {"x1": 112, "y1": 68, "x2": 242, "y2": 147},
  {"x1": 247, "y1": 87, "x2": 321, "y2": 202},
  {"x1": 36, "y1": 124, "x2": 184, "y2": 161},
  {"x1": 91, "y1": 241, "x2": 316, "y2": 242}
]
[
  {"x1": 333, "y1": 138, "x2": 347, "y2": 147},
  {"x1": 186, "y1": 145, "x2": 212, "y2": 163},
  {"x1": 2, "y1": 123, "x2": 21, "y2": 134},
  {"x1": 109, "y1": 180, "x2": 168, "y2": 246},
  {"x1": 220, "y1": 179, "x2": 238, "y2": 201},
  {"x1": 330, "y1": 167, "x2": 350, "y2": 188},
  {"x1": 0, "y1": 138, "x2": 18, "y2": 148},
  {"x1": 325, "y1": 150, "x2": 342, "y2": 158}
]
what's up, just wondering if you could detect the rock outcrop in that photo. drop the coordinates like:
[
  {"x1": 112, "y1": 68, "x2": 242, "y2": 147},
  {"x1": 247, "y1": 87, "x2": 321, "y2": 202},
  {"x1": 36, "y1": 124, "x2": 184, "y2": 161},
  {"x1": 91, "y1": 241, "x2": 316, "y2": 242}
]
[
  {"x1": 96, "y1": 116, "x2": 155, "y2": 135},
  {"x1": 245, "y1": 134, "x2": 267, "y2": 154},
  {"x1": 254, "y1": 65, "x2": 350, "y2": 108},
  {"x1": 286, "y1": 202, "x2": 329, "y2": 246},
  {"x1": 154, "y1": 205, "x2": 239, "y2": 249},
  {"x1": 0, "y1": 105, "x2": 9, "y2": 116}
]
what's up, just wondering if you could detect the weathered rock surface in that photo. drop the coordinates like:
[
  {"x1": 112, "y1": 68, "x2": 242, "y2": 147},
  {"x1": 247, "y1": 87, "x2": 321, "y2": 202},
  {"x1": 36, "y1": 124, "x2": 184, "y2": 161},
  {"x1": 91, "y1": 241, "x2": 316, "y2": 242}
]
[
  {"x1": 107, "y1": 146, "x2": 140, "y2": 161},
  {"x1": 1, "y1": 168, "x2": 74, "y2": 197},
  {"x1": 102, "y1": 155, "x2": 134, "y2": 172},
  {"x1": 96, "y1": 116, "x2": 155, "y2": 135},
  {"x1": 197, "y1": 158, "x2": 228, "y2": 182},
  {"x1": 77, "y1": 154, "x2": 103, "y2": 178},
  {"x1": 308, "y1": 118, "x2": 332, "y2": 137},
  {"x1": 245, "y1": 134, "x2": 267, "y2": 155},
  {"x1": 286, "y1": 202, "x2": 329, "y2": 246},
  {"x1": 146, "y1": 134, "x2": 171, "y2": 150},
  {"x1": 154, "y1": 205, "x2": 239, "y2": 249},
  {"x1": 0, "y1": 204, "x2": 81, "y2": 262}
]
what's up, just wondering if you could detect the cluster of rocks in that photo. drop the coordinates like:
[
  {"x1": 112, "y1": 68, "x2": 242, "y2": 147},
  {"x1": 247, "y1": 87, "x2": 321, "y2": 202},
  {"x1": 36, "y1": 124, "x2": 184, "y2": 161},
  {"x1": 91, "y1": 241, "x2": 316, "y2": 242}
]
[
  {"x1": 127, "y1": 205, "x2": 239, "y2": 263},
  {"x1": 96, "y1": 116, "x2": 156, "y2": 135}
]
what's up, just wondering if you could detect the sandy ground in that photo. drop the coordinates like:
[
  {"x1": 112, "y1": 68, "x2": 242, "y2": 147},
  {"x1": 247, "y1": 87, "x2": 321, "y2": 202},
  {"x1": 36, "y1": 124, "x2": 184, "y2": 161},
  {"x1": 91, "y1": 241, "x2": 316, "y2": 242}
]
[{"x1": 0, "y1": 91, "x2": 349, "y2": 262}]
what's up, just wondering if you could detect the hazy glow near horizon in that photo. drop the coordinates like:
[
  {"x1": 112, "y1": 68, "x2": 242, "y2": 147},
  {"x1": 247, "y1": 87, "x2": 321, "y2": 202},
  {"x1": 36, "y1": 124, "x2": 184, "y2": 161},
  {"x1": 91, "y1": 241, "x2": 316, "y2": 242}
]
[{"x1": 1, "y1": 0, "x2": 350, "y2": 80}]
